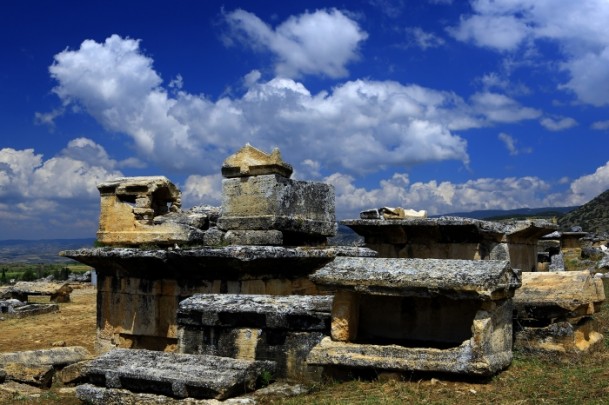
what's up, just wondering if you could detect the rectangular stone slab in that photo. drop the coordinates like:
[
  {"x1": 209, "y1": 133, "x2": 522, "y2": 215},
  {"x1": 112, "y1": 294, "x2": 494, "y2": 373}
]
[
  {"x1": 513, "y1": 271, "x2": 605, "y2": 319},
  {"x1": 85, "y1": 349, "x2": 275, "y2": 400},
  {"x1": 310, "y1": 257, "x2": 518, "y2": 300},
  {"x1": 177, "y1": 294, "x2": 332, "y2": 330}
]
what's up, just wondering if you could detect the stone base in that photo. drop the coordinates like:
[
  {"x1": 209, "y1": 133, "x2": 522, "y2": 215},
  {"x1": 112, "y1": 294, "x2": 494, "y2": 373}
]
[
  {"x1": 177, "y1": 294, "x2": 332, "y2": 380},
  {"x1": 514, "y1": 318, "x2": 604, "y2": 354},
  {"x1": 307, "y1": 336, "x2": 512, "y2": 377},
  {"x1": 83, "y1": 349, "x2": 275, "y2": 400}
]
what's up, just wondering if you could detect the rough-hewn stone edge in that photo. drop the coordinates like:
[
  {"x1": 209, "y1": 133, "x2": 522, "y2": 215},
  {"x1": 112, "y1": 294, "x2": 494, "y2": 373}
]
[
  {"x1": 0, "y1": 346, "x2": 93, "y2": 367},
  {"x1": 306, "y1": 337, "x2": 511, "y2": 377},
  {"x1": 514, "y1": 319, "x2": 604, "y2": 354},
  {"x1": 85, "y1": 349, "x2": 276, "y2": 400},
  {"x1": 0, "y1": 303, "x2": 59, "y2": 319},
  {"x1": 310, "y1": 257, "x2": 519, "y2": 300},
  {"x1": 217, "y1": 216, "x2": 337, "y2": 237},
  {"x1": 60, "y1": 246, "x2": 377, "y2": 262},
  {"x1": 177, "y1": 294, "x2": 332, "y2": 329}
]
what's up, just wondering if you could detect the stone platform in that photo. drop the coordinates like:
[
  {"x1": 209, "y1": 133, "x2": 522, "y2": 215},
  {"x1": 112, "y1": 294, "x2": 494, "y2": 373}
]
[{"x1": 79, "y1": 349, "x2": 275, "y2": 400}]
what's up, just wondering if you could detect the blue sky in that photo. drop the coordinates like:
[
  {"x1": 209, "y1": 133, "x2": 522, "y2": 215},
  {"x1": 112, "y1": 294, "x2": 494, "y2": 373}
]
[{"x1": 2, "y1": 0, "x2": 609, "y2": 240}]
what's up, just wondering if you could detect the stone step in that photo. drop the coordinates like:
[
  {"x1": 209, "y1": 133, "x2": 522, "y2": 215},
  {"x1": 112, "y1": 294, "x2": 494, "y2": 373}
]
[
  {"x1": 84, "y1": 349, "x2": 275, "y2": 400},
  {"x1": 178, "y1": 294, "x2": 332, "y2": 330}
]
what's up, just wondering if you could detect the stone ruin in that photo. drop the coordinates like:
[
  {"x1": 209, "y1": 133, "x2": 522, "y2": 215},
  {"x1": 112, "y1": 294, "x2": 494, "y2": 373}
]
[
  {"x1": 49, "y1": 144, "x2": 605, "y2": 402},
  {"x1": 307, "y1": 257, "x2": 520, "y2": 376}
]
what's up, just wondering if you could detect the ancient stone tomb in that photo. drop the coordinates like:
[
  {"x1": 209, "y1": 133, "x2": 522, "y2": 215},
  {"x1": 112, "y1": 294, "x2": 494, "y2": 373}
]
[
  {"x1": 513, "y1": 270, "x2": 605, "y2": 353},
  {"x1": 307, "y1": 257, "x2": 521, "y2": 376}
]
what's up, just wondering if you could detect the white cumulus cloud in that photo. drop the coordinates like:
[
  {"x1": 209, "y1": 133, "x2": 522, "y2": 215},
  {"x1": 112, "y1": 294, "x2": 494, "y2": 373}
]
[
  {"x1": 224, "y1": 8, "x2": 368, "y2": 79},
  {"x1": 449, "y1": 0, "x2": 609, "y2": 106}
]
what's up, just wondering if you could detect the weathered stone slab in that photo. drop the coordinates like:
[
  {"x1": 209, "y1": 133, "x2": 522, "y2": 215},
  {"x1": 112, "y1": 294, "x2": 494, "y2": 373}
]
[
  {"x1": 178, "y1": 294, "x2": 332, "y2": 330},
  {"x1": 96, "y1": 176, "x2": 207, "y2": 246},
  {"x1": 217, "y1": 174, "x2": 336, "y2": 239},
  {"x1": 513, "y1": 271, "x2": 605, "y2": 320},
  {"x1": 0, "y1": 347, "x2": 92, "y2": 367},
  {"x1": 61, "y1": 246, "x2": 376, "y2": 276},
  {"x1": 85, "y1": 349, "x2": 275, "y2": 400},
  {"x1": 224, "y1": 230, "x2": 284, "y2": 246},
  {"x1": 222, "y1": 143, "x2": 293, "y2": 178},
  {"x1": 0, "y1": 303, "x2": 59, "y2": 319},
  {"x1": 310, "y1": 257, "x2": 519, "y2": 300},
  {"x1": 55, "y1": 360, "x2": 91, "y2": 385},
  {"x1": 1, "y1": 281, "x2": 72, "y2": 303}
]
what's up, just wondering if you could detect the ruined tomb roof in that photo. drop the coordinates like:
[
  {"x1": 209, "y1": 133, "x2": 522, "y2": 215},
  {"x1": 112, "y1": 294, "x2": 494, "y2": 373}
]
[
  {"x1": 221, "y1": 144, "x2": 293, "y2": 178},
  {"x1": 342, "y1": 216, "x2": 557, "y2": 241},
  {"x1": 310, "y1": 257, "x2": 519, "y2": 300},
  {"x1": 97, "y1": 176, "x2": 180, "y2": 199}
]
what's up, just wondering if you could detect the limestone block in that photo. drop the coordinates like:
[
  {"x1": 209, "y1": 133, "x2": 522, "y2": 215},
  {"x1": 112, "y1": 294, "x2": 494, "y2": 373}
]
[
  {"x1": 222, "y1": 143, "x2": 293, "y2": 178},
  {"x1": 96, "y1": 176, "x2": 207, "y2": 246},
  {"x1": 177, "y1": 294, "x2": 332, "y2": 331},
  {"x1": 514, "y1": 319, "x2": 604, "y2": 354},
  {"x1": 218, "y1": 174, "x2": 336, "y2": 237},
  {"x1": 84, "y1": 349, "x2": 275, "y2": 400},
  {"x1": 1, "y1": 281, "x2": 72, "y2": 303},
  {"x1": 0, "y1": 346, "x2": 92, "y2": 367},
  {"x1": 224, "y1": 230, "x2": 284, "y2": 245},
  {"x1": 55, "y1": 360, "x2": 91, "y2": 385},
  {"x1": 513, "y1": 271, "x2": 605, "y2": 320},
  {"x1": 331, "y1": 291, "x2": 359, "y2": 342},
  {"x1": 311, "y1": 257, "x2": 519, "y2": 300}
]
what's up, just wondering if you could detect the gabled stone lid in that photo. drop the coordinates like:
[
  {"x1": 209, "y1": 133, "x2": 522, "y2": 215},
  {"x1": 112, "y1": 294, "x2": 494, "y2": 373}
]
[
  {"x1": 221, "y1": 144, "x2": 293, "y2": 178},
  {"x1": 310, "y1": 257, "x2": 519, "y2": 300}
]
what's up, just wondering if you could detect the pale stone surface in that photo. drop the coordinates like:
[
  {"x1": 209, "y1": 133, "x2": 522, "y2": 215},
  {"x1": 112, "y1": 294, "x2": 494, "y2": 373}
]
[
  {"x1": 342, "y1": 217, "x2": 556, "y2": 272},
  {"x1": 84, "y1": 349, "x2": 275, "y2": 400},
  {"x1": 514, "y1": 319, "x2": 604, "y2": 353},
  {"x1": 96, "y1": 176, "x2": 207, "y2": 246},
  {"x1": 360, "y1": 207, "x2": 427, "y2": 220},
  {"x1": 0, "y1": 281, "x2": 72, "y2": 303},
  {"x1": 311, "y1": 257, "x2": 519, "y2": 300},
  {"x1": 218, "y1": 174, "x2": 336, "y2": 239},
  {"x1": 330, "y1": 291, "x2": 359, "y2": 342},
  {"x1": 222, "y1": 144, "x2": 293, "y2": 178},
  {"x1": 513, "y1": 271, "x2": 605, "y2": 319},
  {"x1": 0, "y1": 347, "x2": 92, "y2": 367},
  {"x1": 55, "y1": 360, "x2": 91, "y2": 385}
]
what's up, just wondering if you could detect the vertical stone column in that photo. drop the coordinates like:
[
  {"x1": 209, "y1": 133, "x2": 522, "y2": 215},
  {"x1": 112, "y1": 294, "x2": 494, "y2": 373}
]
[{"x1": 331, "y1": 290, "x2": 360, "y2": 342}]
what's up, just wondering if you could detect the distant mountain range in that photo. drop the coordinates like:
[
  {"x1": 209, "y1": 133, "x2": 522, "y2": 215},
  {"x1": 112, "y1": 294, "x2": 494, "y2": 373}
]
[{"x1": 0, "y1": 238, "x2": 95, "y2": 263}]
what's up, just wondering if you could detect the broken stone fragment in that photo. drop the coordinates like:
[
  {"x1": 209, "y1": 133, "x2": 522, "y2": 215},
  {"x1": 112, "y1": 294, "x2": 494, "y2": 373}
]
[
  {"x1": 222, "y1": 143, "x2": 293, "y2": 178},
  {"x1": 0, "y1": 347, "x2": 93, "y2": 368},
  {"x1": 96, "y1": 176, "x2": 208, "y2": 246},
  {"x1": 513, "y1": 271, "x2": 605, "y2": 320},
  {"x1": 84, "y1": 349, "x2": 275, "y2": 400}
]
